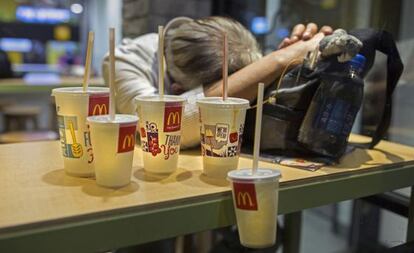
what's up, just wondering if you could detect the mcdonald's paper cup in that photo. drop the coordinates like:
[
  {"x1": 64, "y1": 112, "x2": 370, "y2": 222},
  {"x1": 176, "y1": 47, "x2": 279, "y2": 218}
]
[
  {"x1": 227, "y1": 168, "x2": 281, "y2": 248},
  {"x1": 135, "y1": 95, "x2": 186, "y2": 174},
  {"x1": 87, "y1": 114, "x2": 138, "y2": 188},
  {"x1": 197, "y1": 97, "x2": 249, "y2": 179},
  {"x1": 52, "y1": 87, "x2": 110, "y2": 177}
]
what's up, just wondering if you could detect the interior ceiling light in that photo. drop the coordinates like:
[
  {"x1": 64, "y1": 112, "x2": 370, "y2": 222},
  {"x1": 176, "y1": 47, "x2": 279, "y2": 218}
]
[{"x1": 70, "y1": 3, "x2": 83, "y2": 14}]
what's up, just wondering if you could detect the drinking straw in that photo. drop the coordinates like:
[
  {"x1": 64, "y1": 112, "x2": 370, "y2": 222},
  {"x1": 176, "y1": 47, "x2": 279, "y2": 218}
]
[
  {"x1": 252, "y1": 83, "x2": 264, "y2": 174},
  {"x1": 222, "y1": 32, "x2": 228, "y2": 101},
  {"x1": 158, "y1": 25, "x2": 164, "y2": 98},
  {"x1": 109, "y1": 28, "x2": 116, "y2": 121},
  {"x1": 82, "y1": 31, "x2": 94, "y2": 92}
]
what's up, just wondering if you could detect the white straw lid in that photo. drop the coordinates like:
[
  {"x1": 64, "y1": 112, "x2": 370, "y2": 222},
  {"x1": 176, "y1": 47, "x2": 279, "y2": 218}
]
[
  {"x1": 228, "y1": 168, "x2": 281, "y2": 182},
  {"x1": 196, "y1": 97, "x2": 249, "y2": 109},
  {"x1": 51, "y1": 87, "x2": 109, "y2": 96}
]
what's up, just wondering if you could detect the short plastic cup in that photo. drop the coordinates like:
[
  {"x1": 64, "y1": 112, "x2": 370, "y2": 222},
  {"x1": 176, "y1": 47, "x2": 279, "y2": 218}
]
[
  {"x1": 52, "y1": 87, "x2": 110, "y2": 177},
  {"x1": 135, "y1": 95, "x2": 186, "y2": 174},
  {"x1": 227, "y1": 168, "x2": 281, "y2": 248},
  {"x1": 197, "y1": 97, "x2": 249, "y2": 179},
  {"x1": 87, "y1": 114, "x2": 138, "y2": 188}
]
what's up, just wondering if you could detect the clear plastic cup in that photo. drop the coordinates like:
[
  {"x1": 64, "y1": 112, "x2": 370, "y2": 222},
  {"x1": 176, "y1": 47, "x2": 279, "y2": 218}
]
[
  {"x1": 227, "y1": 168, "x2": 281, "y2": 248},
  {"x1": 197, "y1": 97, "x2": 249, "y2": 179},
  {"x1": 87, "y1": 114, "x2": 138, "y2": 188},
  {"x1": 52, "y1": 87, "x2": 110, "y2": 177},
  {"x1": 135, "y1": 95, "x2": 186, "y2": 174}
]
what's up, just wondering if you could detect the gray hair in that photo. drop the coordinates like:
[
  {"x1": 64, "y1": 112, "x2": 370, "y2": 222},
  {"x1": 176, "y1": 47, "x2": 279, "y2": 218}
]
[{"x1": 165, "y1": 16, "x2": 262, "y2": 90}]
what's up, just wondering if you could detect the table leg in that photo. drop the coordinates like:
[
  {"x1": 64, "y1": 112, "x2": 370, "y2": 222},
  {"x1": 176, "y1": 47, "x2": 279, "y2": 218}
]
[
  {"x1": 406, "y1": 187, "x2": 414, "y2": 242},
  {"x1": 283, "y1": 211, "x2": 302, "y2": 253}
]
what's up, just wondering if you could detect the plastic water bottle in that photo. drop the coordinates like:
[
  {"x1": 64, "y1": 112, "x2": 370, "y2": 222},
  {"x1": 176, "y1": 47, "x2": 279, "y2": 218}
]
[{"x1": 298, "y1": 54, "x2": 366, "y2": 158}]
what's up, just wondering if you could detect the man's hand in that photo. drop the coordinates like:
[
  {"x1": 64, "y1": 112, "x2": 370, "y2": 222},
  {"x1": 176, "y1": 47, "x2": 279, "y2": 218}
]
[{"x1": 278, "y1": 23, "x2": 333, "y2": 49}]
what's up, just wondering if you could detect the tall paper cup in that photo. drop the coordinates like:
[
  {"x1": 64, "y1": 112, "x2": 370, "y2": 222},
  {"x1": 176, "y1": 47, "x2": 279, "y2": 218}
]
[
  {"x1": 87, "y1": 114, "x2": 138, "y2": 188},
  {"x1": 197, "y1": 97, "x2": 249, "y2": 179},
  {"x1": 228, "y1": 168, "x2": 281, "y2": 248},
  {"x1": 52, "y1": 87, "x2": 110, "y2": 177},
  {"x1": 135, "y1": 95, "x2": 186, "y2": 174}
]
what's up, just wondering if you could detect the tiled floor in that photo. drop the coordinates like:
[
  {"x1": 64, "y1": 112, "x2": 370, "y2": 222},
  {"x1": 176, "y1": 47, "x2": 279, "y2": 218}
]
[{"x1": 300, "y1": 210, "x2": 350, "y2": 253}]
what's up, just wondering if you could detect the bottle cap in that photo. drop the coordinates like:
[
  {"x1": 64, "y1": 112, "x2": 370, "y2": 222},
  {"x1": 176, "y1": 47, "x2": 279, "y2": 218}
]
[{"x1": 349, "y1": 54, "x2": 366, "y2": 70}]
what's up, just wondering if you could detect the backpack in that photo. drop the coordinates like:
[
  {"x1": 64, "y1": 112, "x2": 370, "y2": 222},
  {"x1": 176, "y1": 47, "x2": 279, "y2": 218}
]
[{"x1": 243, "y1": 29, "x2": 404, "y2": 161}]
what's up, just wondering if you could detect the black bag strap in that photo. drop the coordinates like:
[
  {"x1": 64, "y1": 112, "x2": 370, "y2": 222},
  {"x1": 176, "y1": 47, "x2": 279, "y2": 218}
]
[
  {"x1": 350, "y1": 30, "x2": 404, "y2": 148},
  {"x1": 370, "y1": 31, "x2": 403, "y2": 148}
]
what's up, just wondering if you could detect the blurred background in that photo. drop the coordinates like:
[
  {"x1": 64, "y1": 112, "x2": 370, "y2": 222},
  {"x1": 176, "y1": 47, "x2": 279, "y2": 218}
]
[{"x1": 0, "y1": 0, "x2": 413, "y2": 252}]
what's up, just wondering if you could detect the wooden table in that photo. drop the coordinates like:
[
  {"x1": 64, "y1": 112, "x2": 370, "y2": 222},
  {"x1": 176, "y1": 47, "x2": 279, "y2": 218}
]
[{"x1": 1, "y1": 135, "x2": 414, "y2": 253}]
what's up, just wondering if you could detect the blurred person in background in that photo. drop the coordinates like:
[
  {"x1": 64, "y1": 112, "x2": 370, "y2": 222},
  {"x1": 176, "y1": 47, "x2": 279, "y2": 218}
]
[
  {"x1": 103, "y1": 16, "x2": 332, "y2": 149},
  {"x1": 0, "y1": 49, "x2": 13, "y2": 78},
  {"x1": 59, "y1": 49, "x2": 81, "y2": 76}
]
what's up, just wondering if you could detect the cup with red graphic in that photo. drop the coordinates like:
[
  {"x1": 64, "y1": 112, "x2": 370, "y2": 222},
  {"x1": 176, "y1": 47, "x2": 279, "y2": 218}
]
[
  {"x1": 52, "y1": 87, "x2": 110, "y2": 177},
  {"x1": 135, "y1": 95, "x2": 186, "y2": 174},
  {"x1": 227, "y1": 168, "x2": 281, "y2": 248},
  {"x1": 87, "y1": 114, "x2": 138, "y2": 188},
  {"x1": 197, "y1": 97, "x2": 249, "y2": 179}
]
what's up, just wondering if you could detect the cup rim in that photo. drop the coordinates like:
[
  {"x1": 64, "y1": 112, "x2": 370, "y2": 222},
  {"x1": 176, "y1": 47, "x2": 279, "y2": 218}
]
[
  {"x1": 196, "y1": 97, "x2": 250, "y2": 109},
  {"x1": 52, "y1": 87, "x2": 109, "y2": 96},
  {"x1": 87, "y1": 114, "x2": 138, "y2": 125},
  {"x1": 135, "y1": 95, "x2": 186, "y2": 104},
  {"x1": 227, "y1": 168, "x2": 281, "y2": 183}
]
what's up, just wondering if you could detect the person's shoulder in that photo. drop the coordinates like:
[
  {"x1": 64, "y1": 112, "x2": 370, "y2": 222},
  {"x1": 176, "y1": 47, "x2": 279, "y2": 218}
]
[
  {"x1": 136, "y1": 33, "x2": 158, "y2": 43},
  {"x1": 122, "y1": 33, "x2": 158, "y2": 50}
]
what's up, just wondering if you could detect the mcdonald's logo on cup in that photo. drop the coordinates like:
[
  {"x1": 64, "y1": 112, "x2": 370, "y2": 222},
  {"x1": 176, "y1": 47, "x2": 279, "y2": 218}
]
[
  {"x1": 118, "y1": 124, "x2": 137, "y2": 153},
  {"x1": 164, "y1": 103, "x2": 182, "y2": 132},
  {"x1": 92, "y1": 104, "x2": 108, "y2": 115},
  {"x1": 233, "y1": 182, "x2": 258, "y2": 210},
  {"x1": 89, "y1": 95, "x2": 109, "y2": 116}
]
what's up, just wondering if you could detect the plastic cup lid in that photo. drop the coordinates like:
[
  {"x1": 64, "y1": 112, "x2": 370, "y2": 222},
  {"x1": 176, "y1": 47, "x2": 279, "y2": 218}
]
[
  {"x1": 227, "y1": 168, "x2": 281, "y2": 182},
  {"x1": 52, "y1": 87, "x2": 109, "y2": 96},
  {"x1": 87, "y1": 114, "x2": 138, "y2": 124},
  {"x1": 135, "y1": 95, "x2": 186, "y2": 104},
  {"x1": 197, "y1": 97, "x2": 249, "y2": 109}
]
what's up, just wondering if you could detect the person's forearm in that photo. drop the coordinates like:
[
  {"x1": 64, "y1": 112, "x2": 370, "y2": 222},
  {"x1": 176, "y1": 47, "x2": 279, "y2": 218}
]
[{"x1": 204, "y1": 35, "x2": 321, "y2": 102}]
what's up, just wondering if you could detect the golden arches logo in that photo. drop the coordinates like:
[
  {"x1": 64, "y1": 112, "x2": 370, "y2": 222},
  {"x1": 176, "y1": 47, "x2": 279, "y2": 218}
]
[
  {"x1": 237, "y1": 192, "x2": 254, "y2": 207},
  {"x1": 122, "y1": 134, "x2": 134, "y2": 149},
  {"x1": 167, "y1": 111, "x2": 180, "y2": 125},
  {"x1": 92, "y1": 104, "x2": 108, "y2": 115}
]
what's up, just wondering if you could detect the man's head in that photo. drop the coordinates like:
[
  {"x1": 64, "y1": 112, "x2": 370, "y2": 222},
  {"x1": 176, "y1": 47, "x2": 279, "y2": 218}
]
[{"x1": 165, "y1": 16, "x2": 262, "y2": 90}]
